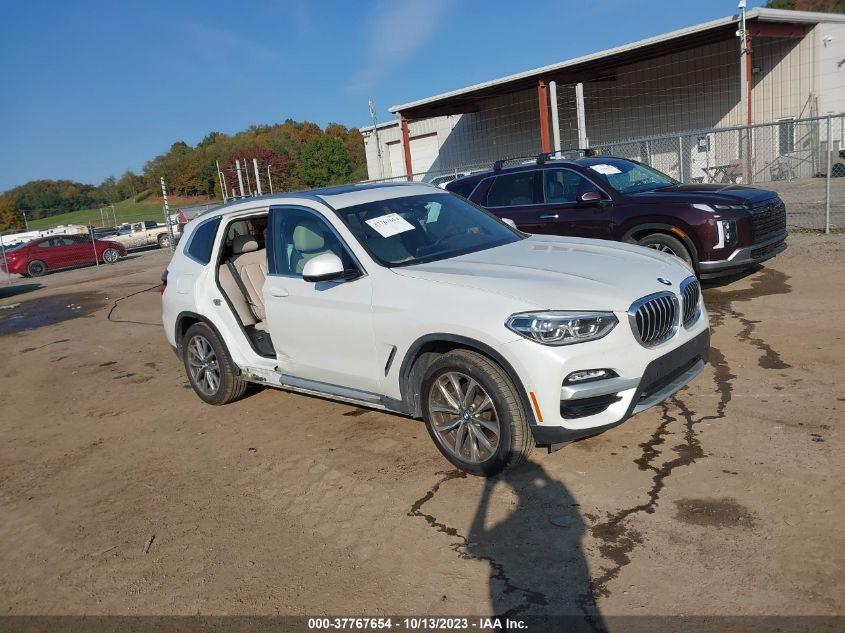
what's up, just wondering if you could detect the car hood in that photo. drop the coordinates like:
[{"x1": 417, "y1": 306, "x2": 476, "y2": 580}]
[
  {"x1": 393, "y1": 235, "x2": 693, "y2": 311},
  {"x1": 627, "y1": 184, "x2": 777, "y2": 206}
]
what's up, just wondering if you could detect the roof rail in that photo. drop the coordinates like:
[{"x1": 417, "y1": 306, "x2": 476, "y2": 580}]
[{"x1": 492, "y1": 147, "x2": 601, "y2": 171}]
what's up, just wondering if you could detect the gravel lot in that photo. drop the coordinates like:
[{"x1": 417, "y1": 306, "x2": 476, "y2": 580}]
[{"x1": 0, "y1": 236, "x2": 842, "y2": 626}]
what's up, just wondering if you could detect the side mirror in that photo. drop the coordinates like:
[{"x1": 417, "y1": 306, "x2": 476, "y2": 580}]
[
  {"x1": 501, "y1": 218, "x2": 517, "y2": 229},
  {"x1": 577, "y1": 190, "x2": 606, "y2": 206},
  {"x1": 302, "y1": 253, "x2": 346, "y2": 282}
]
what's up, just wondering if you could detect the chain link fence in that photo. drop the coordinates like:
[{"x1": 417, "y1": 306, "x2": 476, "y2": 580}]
[
  {"x1": 362, "y1": 114, "x2": 844, "y2": 234},
  {"x1": 0, "y1": 200, "x2": 217, "y2": 286},
  {"x1": 592, "y1": 114, "x2": 844, "y2": 233}
]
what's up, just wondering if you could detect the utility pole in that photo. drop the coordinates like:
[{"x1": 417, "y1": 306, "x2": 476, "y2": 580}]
[
  {"x1": 737, "y1": 0, "x2": 752, "y2": 183},
  {"x1": 160, "y1": 177, "x2": 176, "y2": 253},
  {"x1": 244, "y1": 160, "x2": 252, "y2": 195},
  {"x1": 22, "y1": 211, "x2": 29, "y2": 232},
  {"x1": 216, "y1": 160, "x2": 227, "y2": 202},
  {"x1": 267, "y1": 164, "x2": 274, "y2": 194},
  {"x1": 253, "y1": 157, "x2": 262, "y2": 196},
  {"x1": 369, "y1": 98, "x2": 384, "y2": 179},
  {"x1": 235, "y1": 160, "x2": 245, "y2": 197},
  {"x1": 109, "y1": 203, "x2": 116, "y2": 227}
]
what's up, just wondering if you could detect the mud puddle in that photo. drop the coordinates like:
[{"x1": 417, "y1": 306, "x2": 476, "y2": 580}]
[{"x1": 0, "y1": 292, "x2": 107, "y2": 336}]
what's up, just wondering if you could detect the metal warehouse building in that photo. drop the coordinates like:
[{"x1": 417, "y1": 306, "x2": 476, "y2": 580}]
[{"x1": 362, "y1": 7, "x2": 845, "y2": 186}]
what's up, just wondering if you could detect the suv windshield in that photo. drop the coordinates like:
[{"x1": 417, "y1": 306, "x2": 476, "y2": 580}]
[
  {"x1": 582, "y1": 158, "x2": 677, "y2": 194},
  {"x1": 335, "y1": 192, "x2": 522, "y2": 267}
]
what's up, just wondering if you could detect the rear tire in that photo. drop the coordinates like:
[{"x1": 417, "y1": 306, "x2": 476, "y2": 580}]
[
  {"x1": 27, "y1": 260, "x2": 47, "y2": 277},
  {"x1": 637, "y1": 233, "x2": 693, "y2": 267},
  {"x1": 182, "y1": 322, "x2": 248, "y2": 405},
  {"x1": 421, "y1": 349, "x2": 533, "y2": 476},
  {"x1": 158, "y1": 234, "x2": 170, "y2": 249}
]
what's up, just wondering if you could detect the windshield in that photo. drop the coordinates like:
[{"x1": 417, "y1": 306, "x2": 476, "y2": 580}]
[
  {"x1": 582, "y1": 159, "x2": 677, "y2": 194},
  {"x1": 334, "y1": 192, "x2": 522, "y2": 267}
]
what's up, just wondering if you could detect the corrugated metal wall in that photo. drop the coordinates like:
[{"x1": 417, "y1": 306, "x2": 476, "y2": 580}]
[{"x1": 362, "y1": 26, "x2": 829, "y2": 182}]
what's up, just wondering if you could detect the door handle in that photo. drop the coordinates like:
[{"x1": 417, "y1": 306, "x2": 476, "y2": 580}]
[
  {"x1": 539, "y1": 214, "x2": 559, "y2": 220},
  {"x1": 269, "y1": 289, "x2": 289, "y2": 298}
]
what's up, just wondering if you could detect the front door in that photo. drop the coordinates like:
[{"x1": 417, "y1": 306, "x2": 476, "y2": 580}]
[
  {"x1": 537, "y1": 168, "x2": 614, "y2": 240},
  {"x1": 262, "y1": 206, "x2": 380, "y2": 394}
]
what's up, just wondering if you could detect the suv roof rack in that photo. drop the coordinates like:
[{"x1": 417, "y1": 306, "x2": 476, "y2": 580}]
[{"x1": 492, "y1": 148, "x2": 599, "y2": 171}]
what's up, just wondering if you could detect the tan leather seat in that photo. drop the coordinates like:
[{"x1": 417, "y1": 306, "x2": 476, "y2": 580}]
[
  {"x1": 218, "y1": 235, "x2": 267, "y2": 330},
  {"x1": 290, "y1": 220, "x2": 331, "y2": 274}
]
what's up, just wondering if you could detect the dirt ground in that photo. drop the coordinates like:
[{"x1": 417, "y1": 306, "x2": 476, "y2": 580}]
[{"x1": 0, "y1": 236, "x2": 843, "y2": 625}]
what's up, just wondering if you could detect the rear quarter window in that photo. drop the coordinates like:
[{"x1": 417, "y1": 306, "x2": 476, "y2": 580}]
[
  {"x1": 185, "y1": 217, "x2": 221, "y2": 264},
  {"x1": 485, "y1": 171, "x2": 542, "y2": 207},
  {"x1": 446, "y1": 179, "x2": 478, "y2": 199}
]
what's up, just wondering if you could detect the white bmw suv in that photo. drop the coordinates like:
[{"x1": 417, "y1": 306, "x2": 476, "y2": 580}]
[{"x1": 162, "y1": 182, "x2": 709, "y2": 476}]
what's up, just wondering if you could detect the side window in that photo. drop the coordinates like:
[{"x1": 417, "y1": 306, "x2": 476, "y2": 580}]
[
  {"x1": 35, "y1": 239, "x2": 54, "y2": 248},
  {"x1": 185, "y1": 217, "x2": 221, "y2": 264},
  {"x1": 485, "y1": 171, "x2": 541, "y2": 207},
  {"x1": 448, "y1": 179, "x2": 477, "y2": 199},
  {"x1": 543, "y1": 169, "x2": 600, "y2": 204},
  {"x1": 269, "y1": 208, "x2": 356, "y2": 277},
  {"x1": 132, "y1": 223, "x2": 143, "y2": 232},
  {"x1": 144, "y1": 221, "x2": 158, "y2": 229}
]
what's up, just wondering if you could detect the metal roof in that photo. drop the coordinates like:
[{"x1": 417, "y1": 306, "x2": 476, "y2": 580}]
[{"x1": 388, "y1": 8, "x2": 845, "y2": 120}]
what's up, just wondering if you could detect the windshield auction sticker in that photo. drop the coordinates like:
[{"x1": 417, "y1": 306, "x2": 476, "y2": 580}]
[
  {"x1": 365, "y1": 213, "x2": 415, "y2": 238},
  {"x1": 589, "y1": 164, "x2": 622, "y2": 175}
]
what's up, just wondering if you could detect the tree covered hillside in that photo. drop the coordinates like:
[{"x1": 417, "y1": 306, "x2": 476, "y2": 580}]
[{"x1": 0, "y1": 119, "x2": 367, "y2": 231}]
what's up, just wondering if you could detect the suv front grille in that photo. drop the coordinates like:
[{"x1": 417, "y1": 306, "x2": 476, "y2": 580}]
[
  {"x1": 629, "y1": 292, "x2": 679, "y2": 347},
  {"x1": 750, "y1": 197, "x2": 786, "y2": 243},
  {"x1": 680, "y1": 277, "x2": 701, "y2": 328}
]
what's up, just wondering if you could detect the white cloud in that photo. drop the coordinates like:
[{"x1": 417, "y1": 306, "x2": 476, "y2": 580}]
[{"x1": 350, "y1": 0, "x2": 452, "y2": 93}]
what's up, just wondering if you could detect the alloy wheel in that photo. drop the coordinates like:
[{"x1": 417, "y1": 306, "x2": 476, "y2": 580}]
[
  {"x1": 428, "y1": 371, "x2": 500, "y2": 464},
  {"x1": 187, "y1": 335, "x2": 220, "y2": 395},
  {"x1": 103, "y1": 248, "x2": 119, "y2": 263},
  {"x1": 647, "y1": 243, "x2": 677, "y2": 255}
]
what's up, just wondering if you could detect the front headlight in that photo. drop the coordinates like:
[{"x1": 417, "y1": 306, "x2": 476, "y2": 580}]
[
  {"x1": 715, "y1": 219, "x2": 737, "y2": 248},
  {"x1": 505, "y1": 311, "x2": 618, "y2": 346}
]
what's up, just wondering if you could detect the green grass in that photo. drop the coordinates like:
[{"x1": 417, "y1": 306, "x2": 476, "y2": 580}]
[{"x1": 27, "y1": 195, "x2": 220, "y2": 230}]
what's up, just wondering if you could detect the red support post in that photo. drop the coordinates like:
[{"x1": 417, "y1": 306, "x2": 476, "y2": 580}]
[
  {"x1": 745, "y1": 35, "x2": 753, "y2": 126},
  {"x1": 400, "y1": 115, "x2": 413, "y2": 181},
  {"x1": 537, "y1": 80, "x2": 552, "y2": 154},
  {"x1": 745, "y1": 34, "x2": 753, "y2": 183}
]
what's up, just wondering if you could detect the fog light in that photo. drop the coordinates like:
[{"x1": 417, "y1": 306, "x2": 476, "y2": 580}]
[{"x1": 564, "y1": 368, "x2": 618, "y2": 385}]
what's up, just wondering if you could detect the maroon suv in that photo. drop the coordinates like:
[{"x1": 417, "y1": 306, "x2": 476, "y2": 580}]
[{"x1": 445, "y1": 156, "x2": 787, "y2": 279}]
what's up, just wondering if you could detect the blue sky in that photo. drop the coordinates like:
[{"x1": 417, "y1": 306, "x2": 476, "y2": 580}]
[{"x1": 0, "y1": 0, "x2": 765, "y2": 191}]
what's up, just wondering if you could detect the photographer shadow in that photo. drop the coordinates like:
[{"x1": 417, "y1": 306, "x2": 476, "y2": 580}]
[{"x1": 467, "y1": 461, "x2": 604, "y2": 631}]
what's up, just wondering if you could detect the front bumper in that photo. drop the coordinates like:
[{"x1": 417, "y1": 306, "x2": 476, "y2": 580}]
[
  {"x1": 530, "y1": 329, "x2": 710, "y2": 448},
  {"x1": 698, "y1": 233, "x2": 787, "y2": 279}
]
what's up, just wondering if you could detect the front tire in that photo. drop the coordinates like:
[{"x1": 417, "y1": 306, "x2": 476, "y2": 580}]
[
  {"x1": 182, "y1": 322, "x2": 248, "y2": 405},
  {"x1": 102, "y1": 248, "x2": 120, "y2": 264},
  {"x1": 27, "y1": 260, "x2": 47, "y2": 277},
  {"x1": 637, "y1": 233, "x2": 693, "y2": 267},
  {"x1": 421, "y1": 349, "x2": 533, "y2": 476}
]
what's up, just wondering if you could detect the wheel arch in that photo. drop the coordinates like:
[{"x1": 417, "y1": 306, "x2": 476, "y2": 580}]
[
  {"x1": 397, "y1": 333, "x2": 532, "y2": 420},
  {"x1": 175, "y1": 311, "x2": 241, "y2": 375},
  {"x1": 622, "y1": 223, "x2": 700, "y2": 269}
]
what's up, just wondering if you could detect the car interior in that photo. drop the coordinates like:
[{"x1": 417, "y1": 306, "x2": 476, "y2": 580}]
[
  {"x1": 216, "y1": 213, "x2": 353, "y2": 358},
  {"x1": 216, "y1": 215, "x2": 276, "y2": 357}
]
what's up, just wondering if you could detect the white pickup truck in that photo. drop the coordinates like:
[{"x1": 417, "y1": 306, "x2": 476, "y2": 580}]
[{"x1": 112, "y1": 221, "x2": 176, "y2": 250}]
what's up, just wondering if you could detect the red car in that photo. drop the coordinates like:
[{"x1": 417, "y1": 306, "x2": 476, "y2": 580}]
[{"x1": 1, "y1": 234, "x2": 127, "y2": 277}]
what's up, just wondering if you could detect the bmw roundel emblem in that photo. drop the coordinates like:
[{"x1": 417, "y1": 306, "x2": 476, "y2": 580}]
[{"x1": 657, "y1": 277, "x2": 672, "y2": 286}]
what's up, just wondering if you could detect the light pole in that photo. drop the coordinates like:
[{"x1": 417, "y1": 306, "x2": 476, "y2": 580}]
[
  {"x1": 22, "y1": 211, "x2": 29, "y2": 232},
  {"x1": 109, "y1": 203, "x2": 116, "y2": 227}
]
